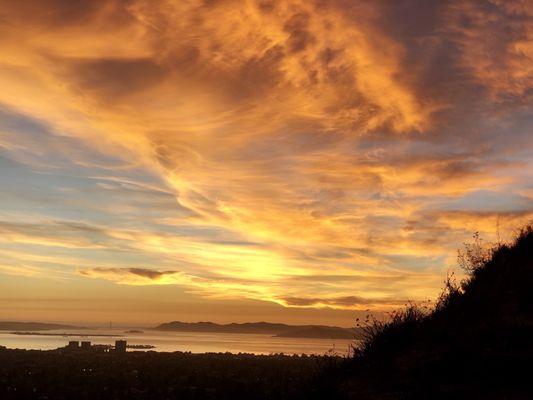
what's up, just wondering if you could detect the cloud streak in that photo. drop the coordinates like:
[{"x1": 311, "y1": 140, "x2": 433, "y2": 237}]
[
  {"x1": 0, "y1": 0, "x2": 531, "y2": 321},
  {"x1": 79, "y1": 267, "x2": 186, "y2": 285},
  {"x1": 280, "y1": 295, "x2": 408, "y2": 309}
]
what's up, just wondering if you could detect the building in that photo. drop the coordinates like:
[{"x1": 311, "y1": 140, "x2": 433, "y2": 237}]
[
  {"x1": 81, "y1": 341, "x2": 91, "y2": 350},
  {"x1": 67, "y1": 341, "x2": 79, "y2": 350},
  {"x1": 115, "y1": 340, "x2": 127, "y2": 353}
]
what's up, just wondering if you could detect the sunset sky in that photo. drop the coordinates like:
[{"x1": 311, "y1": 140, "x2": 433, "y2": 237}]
[{"x1": 0, "y1": 0, "x2": 531, "y2": 327}]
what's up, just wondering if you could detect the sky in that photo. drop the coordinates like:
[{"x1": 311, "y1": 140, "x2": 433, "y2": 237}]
[{"x1": 0, "y1": 0, "x2": 531, "y2": 327}]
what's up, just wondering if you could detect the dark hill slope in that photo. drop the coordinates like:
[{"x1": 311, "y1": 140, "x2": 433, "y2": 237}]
[{"x1": 326, "y1": 227, "x2": 533, "y2": 400}]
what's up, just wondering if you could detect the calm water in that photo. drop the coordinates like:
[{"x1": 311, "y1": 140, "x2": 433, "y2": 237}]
[{"x1": 0, "y1": 329, "x2": 355, "y2": 356}]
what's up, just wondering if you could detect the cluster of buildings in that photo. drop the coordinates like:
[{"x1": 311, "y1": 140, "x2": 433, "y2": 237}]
[{"x1": 66, "y1": 340, "x2": 127, "y2": 353}]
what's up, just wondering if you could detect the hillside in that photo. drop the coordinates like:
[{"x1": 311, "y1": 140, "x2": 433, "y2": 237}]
[
  {"x1": 154, "y1": 321, "x2": 361, "y2": 339},
  {"x1": 0, "y1": 322, "x2": 80, "y2": 331},
  {"x1": 323, "y1": 226, "x2": 533, "y2": 399}
]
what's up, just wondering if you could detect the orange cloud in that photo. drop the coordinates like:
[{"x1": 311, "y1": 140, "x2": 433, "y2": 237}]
[{"x1": 0, "y1": 0, "x2": 531, "y2": 321}]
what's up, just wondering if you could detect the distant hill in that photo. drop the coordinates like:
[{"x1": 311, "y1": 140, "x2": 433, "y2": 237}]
[
  {"x1": 0, "y1": 322, "x2": 80, "y2": 331},
  {"x1": 154, "y1": 321, "x2": 361, "y2": 339}
]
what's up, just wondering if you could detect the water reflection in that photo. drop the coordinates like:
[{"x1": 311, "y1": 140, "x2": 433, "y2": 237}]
[{"x1": 0, "y1": 329, "x2": 355, "y2": 355}]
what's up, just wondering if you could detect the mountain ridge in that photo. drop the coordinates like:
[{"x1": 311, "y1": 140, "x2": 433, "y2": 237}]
[{"x1": 154, "y1": 321, "x2": 361, "y2": 339}]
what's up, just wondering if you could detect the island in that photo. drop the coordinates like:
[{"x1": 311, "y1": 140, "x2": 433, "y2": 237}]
[
  {"x1": 153, "y1": 321, "x2": 362, "y2": 339},
  {"x1": 0, "y1": 322, "x2": 81, "y2": 331}
]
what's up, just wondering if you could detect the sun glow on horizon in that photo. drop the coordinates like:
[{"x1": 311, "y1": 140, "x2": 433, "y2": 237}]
[{"x1": 0, "y1": 0, "x2": 531, "y2": 325}]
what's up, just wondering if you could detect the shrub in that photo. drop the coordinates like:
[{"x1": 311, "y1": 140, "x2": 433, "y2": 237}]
[
  {"x1": 353, "y1": 225, "x2": 532, "y2": 361},
  {"x1": 354, "y1": 302, "x2": 426, "y2": 360}
]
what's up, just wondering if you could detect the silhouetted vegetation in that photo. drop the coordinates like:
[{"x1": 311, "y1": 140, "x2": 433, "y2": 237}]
[{"x1": 320, "y1": 226, "x2": 533, "y2": 399}]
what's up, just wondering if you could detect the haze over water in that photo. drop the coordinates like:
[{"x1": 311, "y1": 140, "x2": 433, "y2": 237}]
[{"x1": 0, "y1": 329, "x2": 354, "y2": 356}]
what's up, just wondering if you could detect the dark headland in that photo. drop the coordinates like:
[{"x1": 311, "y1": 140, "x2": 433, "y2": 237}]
[
  {"x1": 0, "y1": 322, "x2": 81, "y2": 331},
  {"x1": 154, "y1": 321, "x2": 359, "y2": 339},
  {"x1": 0, "y1": 227, "x2": 531, "y2": 399}
]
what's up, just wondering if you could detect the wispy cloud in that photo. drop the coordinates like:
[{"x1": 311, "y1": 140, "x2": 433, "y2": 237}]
[
  {"x1": 0, "y1": 0, "x2": 531, "y2": 321},
  {"x1": 280, "y1": 295, "x2": 408, "y2": 309},
  {"x1": 79, "y1": 267, "x2": 187, "y2": 285}
]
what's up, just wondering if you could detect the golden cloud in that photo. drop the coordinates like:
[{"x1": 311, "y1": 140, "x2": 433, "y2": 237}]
[{"x1": 0, "y1": 0, "x2": 531, "y2": 316}]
